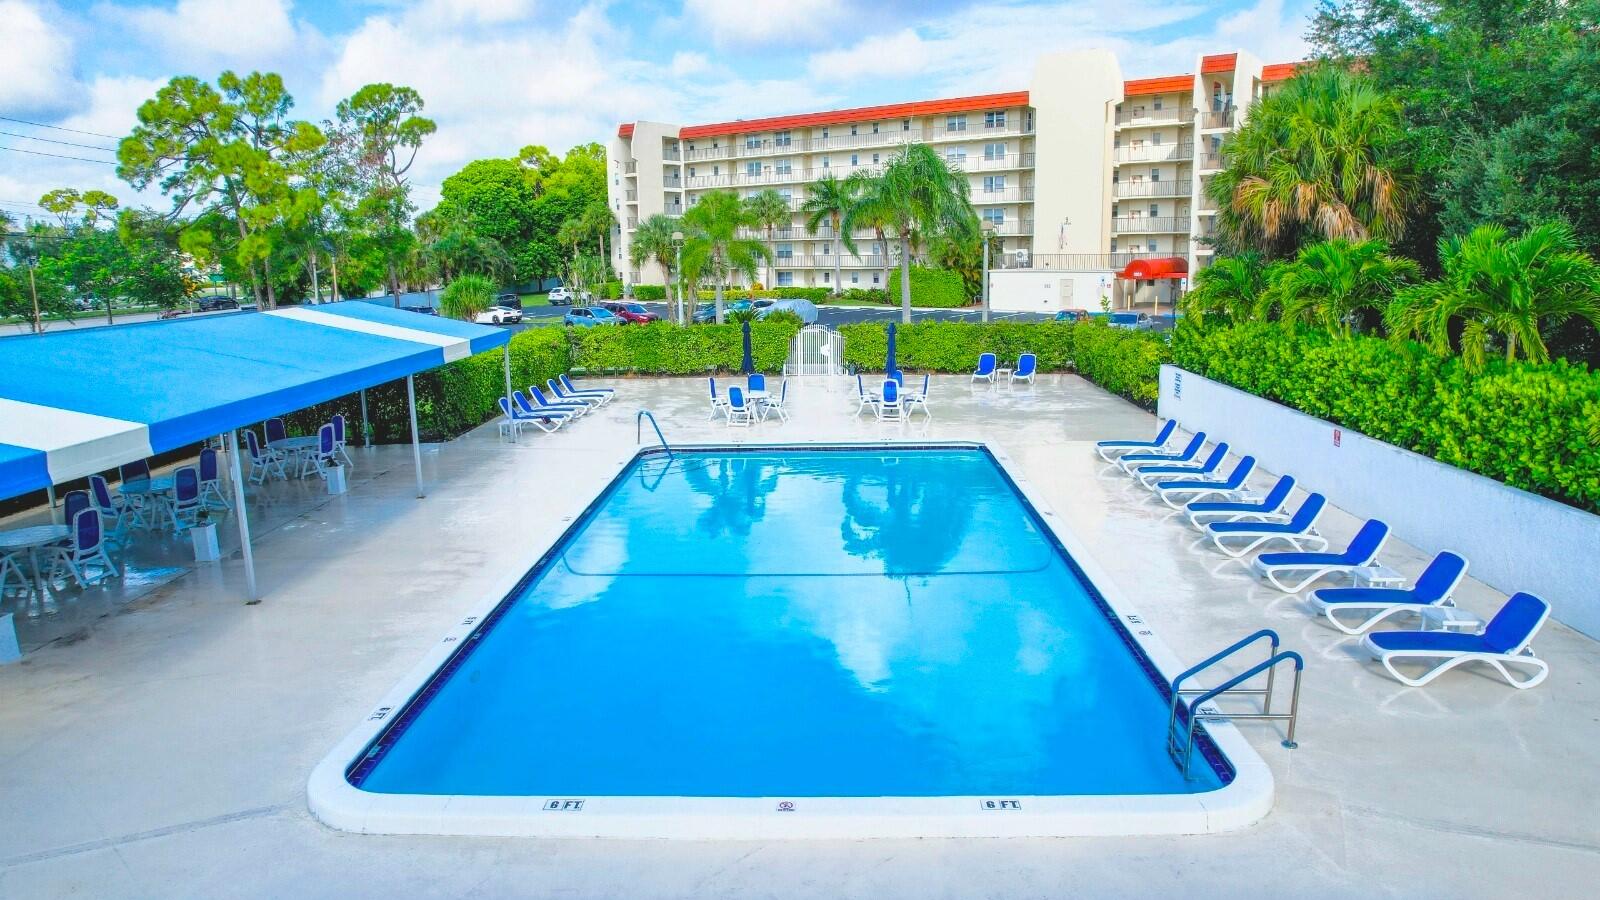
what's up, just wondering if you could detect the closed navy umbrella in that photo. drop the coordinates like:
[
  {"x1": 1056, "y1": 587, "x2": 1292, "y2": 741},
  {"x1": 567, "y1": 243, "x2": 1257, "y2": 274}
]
[
  {"x1": 740, "y1": 320, "x2": 755, "y2": 375},
  {"x1": 885, "y1": 321, "x2": 897, "y2": 376}
]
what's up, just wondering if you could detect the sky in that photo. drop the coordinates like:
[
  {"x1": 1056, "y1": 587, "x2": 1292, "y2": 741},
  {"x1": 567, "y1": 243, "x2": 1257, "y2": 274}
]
[{"x1": 0, "y1": 0, "x2": 1315, "y2": 218}]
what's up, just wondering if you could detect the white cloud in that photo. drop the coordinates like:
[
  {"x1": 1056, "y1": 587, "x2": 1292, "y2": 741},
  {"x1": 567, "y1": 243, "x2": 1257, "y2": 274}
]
[
  {"x1": 124, "y1": 0, "x2": 302, "y2": 66},
  {"x1": 684, "y1": 0, "x2": 848, "y2": 47},
  {"x1": 0, "y1": 1, "x2": 85, "y2": 116},
  {"x1": 670, "y1": 51, "x2": 712, "y2": 78}
]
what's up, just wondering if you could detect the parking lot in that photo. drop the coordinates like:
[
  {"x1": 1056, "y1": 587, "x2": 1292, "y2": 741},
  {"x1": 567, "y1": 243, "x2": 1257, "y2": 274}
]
[{"x1": 513, "y1": 301, "x2": 1058, "y2": 329}]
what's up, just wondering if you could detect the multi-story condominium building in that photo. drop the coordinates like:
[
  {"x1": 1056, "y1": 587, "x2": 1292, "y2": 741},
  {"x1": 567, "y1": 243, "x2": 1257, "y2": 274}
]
[{"x1": 610, "y1": 49, "x2": 1299, "y2": 312}]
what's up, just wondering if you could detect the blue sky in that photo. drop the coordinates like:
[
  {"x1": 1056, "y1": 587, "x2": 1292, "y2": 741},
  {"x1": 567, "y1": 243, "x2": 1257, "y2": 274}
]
[{"x1": 0, "y1": 0, "x2": 1315, "y2": 215}]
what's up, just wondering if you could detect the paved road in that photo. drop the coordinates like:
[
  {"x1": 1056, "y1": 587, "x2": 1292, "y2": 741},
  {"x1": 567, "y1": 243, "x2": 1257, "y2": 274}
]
[
  {"x1": 512, "y1": 302, "x2": 1056, "y2": 330},
  {"x1": 2, "y1": 307, "x2": 245, "y2": 337}
]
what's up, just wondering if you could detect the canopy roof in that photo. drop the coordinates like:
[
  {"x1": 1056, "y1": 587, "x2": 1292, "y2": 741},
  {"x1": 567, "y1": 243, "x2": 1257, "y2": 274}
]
[
  {"x1": 1117, "y1": 257, "x2": 1189, "y2": 280},
  {"x1": 0, "y1": 302, "x2": 508, "y2": 501}
]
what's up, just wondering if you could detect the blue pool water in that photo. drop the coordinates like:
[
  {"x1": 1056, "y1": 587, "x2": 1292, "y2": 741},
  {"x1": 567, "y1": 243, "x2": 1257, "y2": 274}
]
[{"x1": 352, "y1": 447, "x2": 1228, "y2": 797}]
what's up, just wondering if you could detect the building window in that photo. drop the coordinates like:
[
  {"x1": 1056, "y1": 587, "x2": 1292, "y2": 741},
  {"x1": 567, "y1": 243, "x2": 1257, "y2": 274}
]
[
  {"x1": 712, "y1": 165, "x2": 719, "y2": 176},
  {"x1": 1149, "y1": 204, "x2": 1159, "y2": 217},
  {"x1": 872, "y1": 122, "x2": 879, "y2": 133},
  {"x1": 902, "y1": 118, "x2": 911, "y2": 131},
  {"x1": 871, "y1": 152, "x2": 880, "y2": 164},
  {"x1": 777, "y1": 243, "x2": 793, "y2": 259},
  {"x1": 775, "y1": 159, "x2": 792, "y2": 175},
  {"x1": 777, "y1": 271, "x2": 794, "y2": 286},
  {"x1": 823, "y1": 271, "x2": 831, "y2": 282},
  {"x1": 777, "y1": 189, "x2": 792, "y2": 201},
  {"x1": 946, "y1": 114, "x2": 967, "y2": 132},
  {"x1": 1152, "y1": 132, "x2": 1163, "y2": 146},
  {"x1": 746, "y1": 136, "x2": 761, "y2": 150},
  {"x1": 821, "y1": 155, "x2": 830, "y2": 168},
  {"x1": 984, "y1": 142, "x2": 1005, "y2": 160},
  {"x1": 775, "y1": 130, "x2": 791, "y2": 147},
  {"x1": 1147, "y1": 241, "x2": 1158, "y2": 252},
  {"x1": 1153, "y1": 97, "x2": 1164, "y2": 110},
  {"x1": 982, "y1": 208, "x2": 1004, "y2": 226},
  {"x1": 985, "y1": 110, "x2": 1006, "y2": 129},
  {"x1": 822, "y1": 127, "x2": 830, "y2": 138},
  {"x1": 851, "y1": 273, "x2": 860, "y2": 284},
  {"x1": 873, "y1": 273, "x2": 881, "y2": 285},
  {"x1": 1110, "y1": 241, "x2": 1117, "y2": 253},
  {"x1": 746, "y1": 162, "x2": 761, "y2": 177},
  {"x1": 947, "y1": 146, "x2": 967, "y2": 163},
  {"x1": 851, "y1": 153, "x2": 859, "y2": 166},
  {"x1": 983, "y1": 175, "x2": 1006, "y2": 193},
  {"x1": 850, "y1": 124, "x2": 858, "y2": 136},
  {"x1": 1150, "y1": 168, "x2": 1160, "y2": 182},
  {"x1": 821, "y1": 242, "x2": 831, "y2": 255}
]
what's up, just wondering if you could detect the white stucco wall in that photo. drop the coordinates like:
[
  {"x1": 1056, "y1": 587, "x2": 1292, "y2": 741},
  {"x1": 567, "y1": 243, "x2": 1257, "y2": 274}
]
[
  {"x1": 1029, "y1": 51, "x2": 1122, "y2": 255},
  {"x1": 1158, "y1": 366, "x2": 1600, "y2": 639},
  {"x1": 989, "y1": 270, "x2": 1112, "y2": 313}
]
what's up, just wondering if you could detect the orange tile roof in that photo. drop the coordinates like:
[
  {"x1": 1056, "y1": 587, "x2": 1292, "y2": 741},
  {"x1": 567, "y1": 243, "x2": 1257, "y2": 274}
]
[
  {"x1": 618, "y1": 123, "x2": 634, "y2": 138},
  {"x1": 1262, "y1": 62, "x2": 1302, "y2": 82},
  {"x1": 1201, "y1": 53, "x2": 1238, "y2": 74},
  {"x1": 1123, "y1": 74, "x2": 1193, "y2": 96},
  {"x1": 676, "y1": 91, "x2": 1031, "y2": 140}
]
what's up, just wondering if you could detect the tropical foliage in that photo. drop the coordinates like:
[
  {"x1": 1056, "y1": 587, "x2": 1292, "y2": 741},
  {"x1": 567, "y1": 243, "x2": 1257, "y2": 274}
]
[
  {"x1": 800, "y1": 174, "x2": 859, "y2": 295},
  {"x1": 845, "y1": 145, "x2": 977, "y2": 322},
  {"x1": 437, "y1": 274, "x2": 496, "y2": 321},
  {"x1": 679, "y1": 190, "x2": 771, "y2": 324},
  {"x1": 1266, "y1": 239, "x2": 1420, "y2": 336}
]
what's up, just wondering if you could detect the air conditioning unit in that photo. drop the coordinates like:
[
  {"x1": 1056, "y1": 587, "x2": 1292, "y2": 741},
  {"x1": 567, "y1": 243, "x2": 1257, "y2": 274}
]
[{"x1": 1014, "y1": 249, "x2": 1031, "y2": 265}]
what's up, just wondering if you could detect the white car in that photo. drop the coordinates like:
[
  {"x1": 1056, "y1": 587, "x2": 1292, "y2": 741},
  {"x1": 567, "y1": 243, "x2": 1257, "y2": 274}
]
[
  {"x1": 548, "y1": 287, "x2": 591, "y2": 306},
  {"x1": 474, "y1": 305, "x2": 523, "y2": 325}
]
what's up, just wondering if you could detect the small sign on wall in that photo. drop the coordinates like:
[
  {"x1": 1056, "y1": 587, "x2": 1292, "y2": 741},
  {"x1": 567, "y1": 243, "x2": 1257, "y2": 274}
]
[{"x1": 1333, "y1": 428, "x2": 1342, "y2": 448}]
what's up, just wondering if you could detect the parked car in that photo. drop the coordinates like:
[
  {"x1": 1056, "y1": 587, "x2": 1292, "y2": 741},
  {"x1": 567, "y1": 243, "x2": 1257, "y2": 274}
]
[
  {"x1": 495, "y1": 293, "x2": 524, "y2": 311},
  {"x1": 158, "y1": 308, "x2": 185, "y2": 320},
  {"x1": 563, "y1": 305, "x2": 622, "y2": 327},
  {"x1": 603, "y1": 301, "x2": 659, "y2": 324},
  {"x1": 474, "y1": 304, "x2": 522, "y2": 325},
  {"x1": 1054, "y1": 309, "x2": 1089, "y2": 323},
  {"x1": 692, "y1": 298, "x2": 754, "y2": 323},
  {"x1": 1108, "y1": 311, "x2": 1155, "y2": 330},
  {"x1": 757, "y1": 298, "x2": 818, "y2": 324},
  {"x1": 197, "y1": 296, "x2": 240, "y2": 312},
  {"x1": 548, "y1": 287, "x2": 591, "y2": 306}
]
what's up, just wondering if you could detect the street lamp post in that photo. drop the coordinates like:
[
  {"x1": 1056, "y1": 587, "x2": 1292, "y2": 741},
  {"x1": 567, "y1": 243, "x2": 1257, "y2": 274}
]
[
  {"x1": 981, "y1": 221, "x2": 994, "y2": 324},
  {"x1": 672, "y1": 230, "x2": 685, "y2": 325}
]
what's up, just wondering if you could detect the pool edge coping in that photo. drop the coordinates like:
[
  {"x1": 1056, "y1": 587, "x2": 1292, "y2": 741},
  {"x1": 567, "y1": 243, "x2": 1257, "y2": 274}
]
[{"x1": 307, "y1": 440, "x2": 1274, "y2": 839}]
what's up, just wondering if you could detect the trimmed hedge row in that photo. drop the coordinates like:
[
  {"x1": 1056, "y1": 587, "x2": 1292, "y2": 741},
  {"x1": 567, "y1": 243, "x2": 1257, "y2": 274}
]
[
  {"x1": 838, "y1": 322, "x2": 1076, "y2": 373},
  {"x1": 886, "y1": 266, "x2": 970, "y2": 308},
  {"x1": 1072, "y1": 324, "x2": 1169, "y2": 408},
  {"x1": 568, "y1": 321, "x2": 799, "y2": 375},
  {"x1": 1173, "y1": 322, "x2": 1600, "y2": 511}
]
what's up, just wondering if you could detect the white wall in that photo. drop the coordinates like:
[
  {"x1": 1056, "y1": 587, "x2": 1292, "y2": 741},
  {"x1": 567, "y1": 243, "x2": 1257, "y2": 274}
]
[
  {"x1": 1029, "y1": 51, "x2": 1122, "y2": 255},
  {"x1": 1159, "y1": 366, "x2": 1600, "y2": 639},
  {"x1": 989, "y1": 270, "x2": 1111, "y2": 313}
]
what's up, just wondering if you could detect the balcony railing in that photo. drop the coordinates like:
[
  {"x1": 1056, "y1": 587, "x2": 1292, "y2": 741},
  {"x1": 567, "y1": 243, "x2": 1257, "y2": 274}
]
[
  {"x1": 1111, "y1": 216, "x2": 1188, "y2": 234},
  {"x1": 997, "y1": 252, "x2": 1168, "y2": 271},
  {"x1": 946, "y1": 152, "x2": 1037, "y2": 173},
  {"x1": 988, "y1": 219, "x2": 1034, "y2": 236},
  {"x1": 663, "y1": 174, "x2": 682, "y2": 188},
  {"x1": 1113, "y1": 143, "x2": 1194, "y2": 164},
  {"x1": 1199, "y1": 108, "x2": 1236, "y2": 130},
  {"x1": 770, "y1": 254, "x2": 889, "y2": 269},
  {"x1": 684, "y1": 165, "x2": 888, "y2": 189},
  {"x1": 625, "y1": 216, "x2": 638, "y2": 228},
  {"x1": 624, "y1": 190, "x2": 638, "y2": 202},
  {"x1": 972, "y1": 187, "x2": 1035, "y2": 204},
  {"x1": 1115, "y1": 107, "x2": 1196, "y2": 127},
  {"x1": 662, "y1": 147, "x2": 680, "y2": 161},
  {"x1": 1112, "y1": 180, "x2": 1190, "y2": 199},
  {"x1": 623, "y1": 161, "x2": 637, "y2": 175}
]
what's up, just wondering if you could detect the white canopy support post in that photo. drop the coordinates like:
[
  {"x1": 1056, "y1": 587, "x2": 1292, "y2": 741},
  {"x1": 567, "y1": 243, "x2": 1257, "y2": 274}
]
[
  {"x1": 502, "y1": 345, "x2": 516, "y2": 442},
  {"x1": 359, "y1": 388, "x2": 370, "y2": 448},
  {"x1": 45, "y1": 484, "x2": 59, "y2": 524},
  {"x1": 225, "y1": 429, "x2": 259, "y2": 604},
  {"x1": 407, "y1": 374, "x2": 425, "y2": 499}
]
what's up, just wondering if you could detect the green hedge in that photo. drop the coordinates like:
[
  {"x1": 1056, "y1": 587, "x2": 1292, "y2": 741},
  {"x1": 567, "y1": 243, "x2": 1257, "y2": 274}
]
[
  {"x1": 568, "y1": 321, "x2": 800, "y2": 375},
  {"x1": 692, "y1": 287, "x2": 832, "y2": 302},
  {"x1": 1072, "y1": 323, "x2": 1169, "y2": 408},
  {"x1": 886, "y1": 266, "x2": 969, "y2": 308},
  {"x1": 597, "y1": 280, "x2": 624, "y2": 300},
  {"x1": 1173, "y1": 322, "x2": 1600, "y2": 511},
  {"x1": 837, "y1": 288, "x2": 890, "y2": 304},
  {"x1": 630, "y1": 285, "x2": 667, "y2": 301},
  {"x1": 838, "y1": 322, "x2": 1073, "y2": 372}
]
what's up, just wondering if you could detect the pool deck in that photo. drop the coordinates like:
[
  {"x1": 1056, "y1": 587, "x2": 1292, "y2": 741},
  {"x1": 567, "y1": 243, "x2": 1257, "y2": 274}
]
[{"x1": 2, "y1": 374, "x2": 1598, "y2": 897}]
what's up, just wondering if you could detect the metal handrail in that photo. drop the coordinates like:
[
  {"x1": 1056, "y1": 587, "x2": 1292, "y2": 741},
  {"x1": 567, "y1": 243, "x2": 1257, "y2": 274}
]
[
  {"x1": 636, "y1": 410, "x2": 673, "y2": 459},
  {"x1": 1166, "y1": 630, "x2": 1304, "y2": 780}
]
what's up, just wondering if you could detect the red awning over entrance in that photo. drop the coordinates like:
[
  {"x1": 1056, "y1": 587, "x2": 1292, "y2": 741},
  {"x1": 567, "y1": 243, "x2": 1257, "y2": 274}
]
[{"x1": 1117, "y1": 257, "x2": 1189, "y2": 280}]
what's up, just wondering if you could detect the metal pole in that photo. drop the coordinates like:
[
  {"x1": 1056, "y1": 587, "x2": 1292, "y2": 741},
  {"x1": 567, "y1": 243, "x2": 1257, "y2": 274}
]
[
  {"x1": 502, "y1": 345, "x2": 516, "y2": 443},
  {"x1": 45, "y1": 484, "x2": 59, "y2": 524},
  {"x1": 226, "y1": 430, "x2": 259, "y2": 603},
  {"x1": 981, "y1": 236, "x2": 991, "y2": 324},
  {"x1": 675, "y1": 243, "x2": 684, "y2": 325},
  {"x1": 406, "y1": 374, "x2": 424, "y2": 499},
  {"x1": 359, "y1": 388, "x2": 371, "y2": 448}
]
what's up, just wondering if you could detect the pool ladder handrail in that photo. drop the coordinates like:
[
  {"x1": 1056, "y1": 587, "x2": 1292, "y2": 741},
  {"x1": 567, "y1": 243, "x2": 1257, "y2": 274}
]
[
  {"x1": 636, "y1": 410, "x2": 673, "y2": 459},
  {"x1": 1165, "y1": 628, "x2": 1304, "y2": 780}
]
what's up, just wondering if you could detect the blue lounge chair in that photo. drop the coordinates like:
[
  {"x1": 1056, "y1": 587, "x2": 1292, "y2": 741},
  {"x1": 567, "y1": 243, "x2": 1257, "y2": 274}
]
[
  {"x1": 1135, "y1": 442, "x2": 1230, "y2": 489},
  {"x1": 1186, "y1": 475, "x2": 1297, "y2": 529},
  {"x1": 1095, "y1": 420, "x2": 1177, "y2": 461},
  {"x1": 559, "y1": 373, "x2": 614, "y2": 403},
  {"x1": 972, "y1": 352, "x2": 997, "y2": 382},
  {"x1": 1009, "y1": 353, "x2": 1037, "y2": 384},
  {"x1": 549, "y1": 378, "x2": 605, "y2": 409},
  {"x1": 1249, "y1": 519, "x2": 1390, "y2": 592},
  {"x1": 1152, "y1": 456, "x2": 1256, "y2": 509},
  {"x1": 499, "y1": 397, "x2": 560, "y2": 436},
  {"x1": 514, "y1": 391, "x2": 578, "y2": 428},
  {"x1": 528, "y1": 384, "x2": 589, "y2": 417},
  {"x1": 1362, "y1": 592, "x2": 1551, "y2": 689},
  {"x1": 1117, "y1": 431, "x2": 1207, "y2": 474},
  {"x1": 1205, "y1": 492, "x2": 1328, "y2": 558},
  {"x1": 1309, "y1": 552, "x2": 1469, "y2": 634}
]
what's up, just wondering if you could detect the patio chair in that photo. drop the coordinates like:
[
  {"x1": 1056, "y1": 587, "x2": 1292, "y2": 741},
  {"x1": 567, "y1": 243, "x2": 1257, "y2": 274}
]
[
  {"x1": 529, "y1": 384, "x2": 589, "y2": 418},
  {"x1": 499, "y1": 397, "x2": 561, "y2": 436},
  {"x1": 120, "y1": 459, "x2": 151, "y2": 483},
  {"x1": 169, "y1": 466, "x2": 203, "y2": 533},
  {"x1": 1095, "y1": 420, "x2": 1177, "y2": 461},
  {"x1": 708, "y1": 377, "x2": 730, "y2": 420},
  {"x1": 1205, "y1": 492, "x2": 1328, "y2": 558},
  {"x1": 1151, "y1": 456, "x2": 1256, "y2": 509},
  {"x1": 903, "y1": 373, "x2": 932, "y2": 418},
  {"x1": 876, "y1": 378, "x2": 904, "y2": 421},
  {"x1": 198, "y1": 447, "x2": 231, "y2": 511},
  {"x1": 62, "y1": 490, "x2": 92, "y2": 533},
  {"x1": 244, "y1": 429, "x2": 287, "y2": 485},
  {"x1": 1362, "y1": 592, "x2": 1551, "y2": 689},
  {"x1": 762, "y1": 380, "x2": 790, "y2": 422},
  {"x1": 514, "y1": 392, "x2": 577, "y2": 429},
  {"x1": 1010, "y1": 353, "x2": 1037, "y2": 384},
  {"x1": 1117, "y1": 431, "x2": 1207, "y2": 474},
  {"x1": 90, "y1": 474, "x2": 139, "y2": 539},
  {"x1": 1186, "y1": 475, "x2": 1297, "y2": 529},
  {"x1": 726, "y1": 386, "x2": 753, "y2": 427},
  {"x1": 853, "y1": 374, "x2": 880, "y2": 417},
  {"x1": 1134, "y1": 442, "x2": 1230, "y2": 489},
  {"x1": 265, "y1": 418, "x2": 288, "y2": 445},
  {"x1": 300, "y1": 424, "x2": 339, "y2": 480},
  {"x1": 1309, "y1": 552, "x2": 1469, "y2": 635},
  {"x1": 972, "y1": 352, "x2": 998, "y2": 382},
  {"x1": 748, "y1": 373, "x2": 767, "y2": 393},
  {"x1": 559, "y1": 374, "x2": 614, "y2": 403},
  {"x1": 549, "y1": 378, "x2": 605, "y2": 409},
  {"x1": 890, "y1": 370, "x2": 905, "y2": 386},
  {"x1": 331, "y1": 414, "x2": 355, "y2": 468},
  {"x1": 0, "y1": 551, "x2": 29, "y2": 598},
  {"x1": 1249, "y1": 519, "x2": 1391, "y2": 592},
  {"x1": 45, "y1": 508, "x2": 119, "y2": 588}
]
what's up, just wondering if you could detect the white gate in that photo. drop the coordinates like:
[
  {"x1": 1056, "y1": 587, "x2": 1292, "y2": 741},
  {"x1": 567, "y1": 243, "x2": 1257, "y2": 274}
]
[{"x1": 785, "y1": 325, "x2": 844, "y2": 377}]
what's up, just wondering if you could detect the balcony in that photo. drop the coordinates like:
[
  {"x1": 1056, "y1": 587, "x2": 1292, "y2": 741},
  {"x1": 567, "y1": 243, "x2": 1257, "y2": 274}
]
[
  {"x1": 1111, "y1": 216, "x2": 1188, "y2": 234},
  {"x1": 683, "y1": 145, "x2": 736, "y2": 162},
  {"x1": 662, "y1": 147, "x2": 681, "y2": 161},
  {"x1": 625, "y1": 216, "x2": 638, "y2": 228},
  {"x1": 947, "y1": 152, "x2": 1037, "y2": 173},
  {"x1": 1113, "y1": 143, "x2": 1194, "y2": 164},
  {"x1": 972, "y1": 187, "x2": 1035, "y2": 204},
  {"x1": 997, "y1": 252, "x2": 1167, "y2": 271},
  {"x1": 1115, "y1": 107, "x2": 1195, "y2": 127},
  {"x1": 623, "y1": 161, "x2": 637, "y2": 175},
  {"x1": 987, "y1": 219, "x2": 1034, "y2": 236},
  {"x1": 663, "y1": 173, "x2": 682, "y2": 188},
  {"x1": 1196, "y1": 151, "x2": 1227, "y2": 170},
  {"x1": 1112, "y1": 180, "x2": 1190, "y2": 199},
  {"x1": 624, "y1": 190, "x2": 638, "y2": 202},
  {"x1": 1199, "y1": 108, "x2": 1236, "y2": 130}
]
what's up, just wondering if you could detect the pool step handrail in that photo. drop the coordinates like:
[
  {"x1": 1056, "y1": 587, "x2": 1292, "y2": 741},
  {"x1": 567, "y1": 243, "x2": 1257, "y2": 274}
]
[
  {"x1": 1165, "y1": 629, "x2": 1304, "y2": 780},
  {"x1": 636, "y1": 410, "x2": 673, "y2": 459}
]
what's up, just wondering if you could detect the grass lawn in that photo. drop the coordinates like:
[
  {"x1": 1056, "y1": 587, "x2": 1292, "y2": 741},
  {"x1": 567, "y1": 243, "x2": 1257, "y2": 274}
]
[{"x1": 519, "y1": 292, "x2": 553, "y2": 307}]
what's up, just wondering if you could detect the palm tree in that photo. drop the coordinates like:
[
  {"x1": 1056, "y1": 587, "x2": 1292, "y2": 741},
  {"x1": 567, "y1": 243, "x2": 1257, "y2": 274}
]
[
  {"x1": 579, "y1": 202, "x2": 616, "y2": 281},
  {"x1": 417, "y1": 206, "x2": 511, "y2": 282},
  {"x1": 555, "y1": 217, "x2": 586, "y2": 294},
  {"x1": 680, "y1": 190, "x2": 770, "y2": 324},
  {"x1": 1208, "y1": 65, "x2": 1414, "y2": 258},
  {"x1": 1265, "y1": 239, "x2": 1419, "y2": 336},
  {"x1": 841, "y1": 171, "x2": 895, "y2": 296},
  {"x1": 743, "y1": 189, "x2": 790, "y2": 290},
  {"x1": 438, "y1": 273, "x2": 495, "y2": 321},
  {"x1": 801, "y1": 174, "x2": 858, "y2": 296},
  {"x1": 861, "y1": 144, "x2": 977, "y2": 322},
  {"x1": 1179, "y1": 254, "x2": 1276, "y2": 327},
  {"x1": 1385, "y1": 223, "x2": 1600, "y2": 368},
  {"x1": 629, "y1": 213, "x2": 681, "y2": 321}
]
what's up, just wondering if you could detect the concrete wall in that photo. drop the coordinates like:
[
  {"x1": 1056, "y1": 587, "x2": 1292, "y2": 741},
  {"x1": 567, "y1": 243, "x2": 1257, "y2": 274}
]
[
  {"x1": 1029, "y1": 51, "x2": 1122, "y2": 255},
  {"x1": 1158, "y1": 366, "x2": 1600, "y2": 639},
  {"x1": 990, "y1": 269, "x2": 1112, "y2": 313}
]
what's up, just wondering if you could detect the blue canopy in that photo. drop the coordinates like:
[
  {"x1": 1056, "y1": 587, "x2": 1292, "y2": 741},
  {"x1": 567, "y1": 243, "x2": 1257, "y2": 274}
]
[{"x1": 0, "y1": 302, "x2": 508, "y2": 501}]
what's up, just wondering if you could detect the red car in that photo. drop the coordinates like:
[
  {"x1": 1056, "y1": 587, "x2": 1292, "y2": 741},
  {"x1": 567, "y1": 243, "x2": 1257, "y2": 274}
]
[{"x1": 603, "y1": 301, "x2": 660, "y2": 324}]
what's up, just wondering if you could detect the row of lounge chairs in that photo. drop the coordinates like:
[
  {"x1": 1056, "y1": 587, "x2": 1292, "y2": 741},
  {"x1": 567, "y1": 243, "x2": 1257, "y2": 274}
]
[
  {"x1": 498, "y1": 375, "x2": 615, "y2": 436},
  {"x1": 1097, "y1": 422, "x2": 1551, "y2": 690}
]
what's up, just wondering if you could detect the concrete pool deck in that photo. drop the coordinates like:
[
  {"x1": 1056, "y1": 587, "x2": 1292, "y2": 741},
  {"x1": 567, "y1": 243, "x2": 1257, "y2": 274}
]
[{"x1": 2, "y1": 374, "x2": 1597, "y2": 897}]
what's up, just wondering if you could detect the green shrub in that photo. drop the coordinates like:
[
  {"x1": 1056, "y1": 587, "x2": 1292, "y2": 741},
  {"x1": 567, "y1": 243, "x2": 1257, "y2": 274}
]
[
  {"x1": 692, "y1": 287, "x2": 831, "y2": 302},
  {"x1": 597, "y1": 280, "x2": 624, "y2": 300},
  {"x1": 630, "y1": 284, "x2": 667, "y2": 301},
  {"x1": 885, "y1": 267, "x2": 969, "y2": 308},
  {"x1": 839, "y1": 322, "x2": 1075, "y2": 374},
  {"x1": 1173, "y1": 322, "x2": 1600, "y2": 511},
  {"x1": 839, "y1": 288, "x2": 891, "y2": 304},
  {"x1": 568, "y1": 322, "x2": 799, "y2": 374},
  {"x1": 438, "y1": 274, "x2": 495, "y2": 321},
  {"x1": 1072, "y1": 322, "x2": 1169, "y2": 408}
]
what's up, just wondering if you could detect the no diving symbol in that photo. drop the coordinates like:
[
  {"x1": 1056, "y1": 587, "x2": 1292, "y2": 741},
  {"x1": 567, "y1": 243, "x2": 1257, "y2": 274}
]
[{"x1": 776, "y1": 801, "x2": 795, "y2": 812}]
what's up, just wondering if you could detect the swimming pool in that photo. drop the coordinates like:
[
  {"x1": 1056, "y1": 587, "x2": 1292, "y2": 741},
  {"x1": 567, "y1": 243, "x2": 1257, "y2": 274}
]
[{"x1": 310, "y1": 444, "x2": 1270, "y2": 837}]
